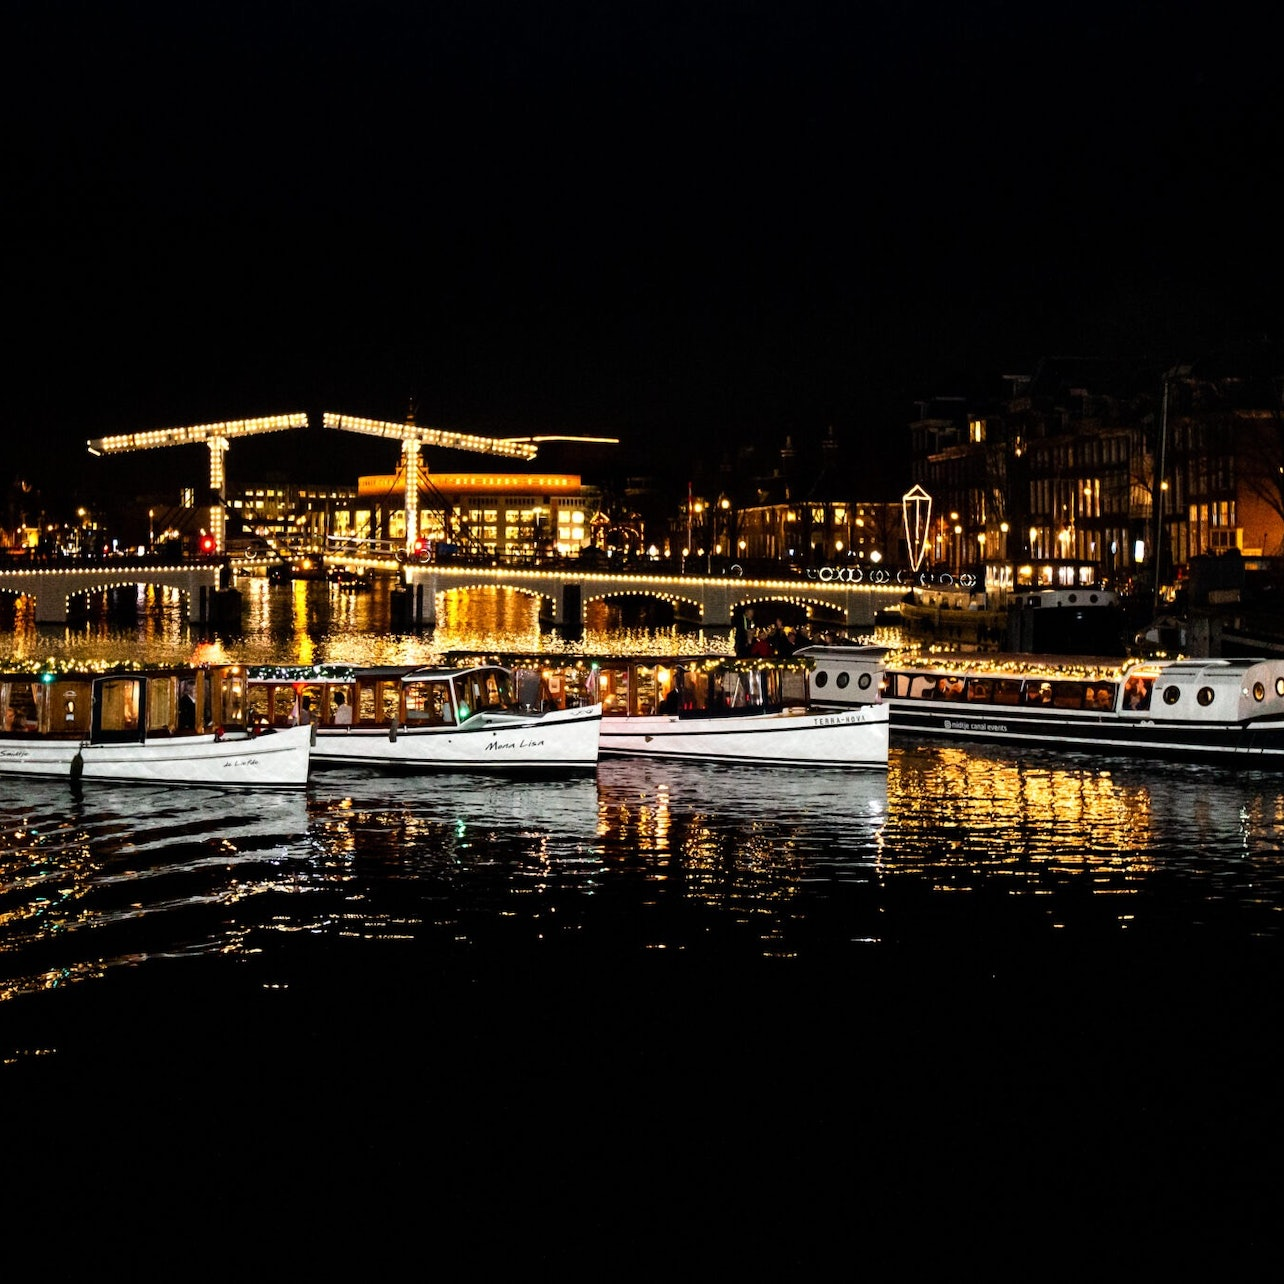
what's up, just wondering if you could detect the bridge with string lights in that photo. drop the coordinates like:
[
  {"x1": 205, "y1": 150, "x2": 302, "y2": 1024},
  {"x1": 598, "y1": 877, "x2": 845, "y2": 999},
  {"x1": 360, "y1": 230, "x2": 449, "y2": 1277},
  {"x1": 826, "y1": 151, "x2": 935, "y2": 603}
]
[{"x1": 0, "y1": 411, "x2": 901, "y2": 627}]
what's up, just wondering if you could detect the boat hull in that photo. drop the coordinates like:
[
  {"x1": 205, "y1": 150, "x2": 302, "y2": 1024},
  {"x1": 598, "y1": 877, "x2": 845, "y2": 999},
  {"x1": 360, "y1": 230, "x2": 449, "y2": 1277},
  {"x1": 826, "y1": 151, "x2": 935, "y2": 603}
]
[
  {"x1": 887, "y1": 701, "x2": 1284, "y2": 764},
  {"x1": 0, "y1": 724, "x2": 313, "y2": 786},
  {"x1": 598, "y1": 704, "x2": 889, "y2": 769},
  {"x1": 309, "y1": 704, "x2": 602, "y2": 771}
]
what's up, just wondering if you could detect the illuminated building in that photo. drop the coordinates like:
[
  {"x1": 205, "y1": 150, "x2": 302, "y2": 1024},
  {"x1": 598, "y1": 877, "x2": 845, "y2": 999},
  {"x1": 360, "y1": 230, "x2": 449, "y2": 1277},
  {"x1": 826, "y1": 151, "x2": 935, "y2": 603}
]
[{"x1": 356, "y1": 470, "x2": 599, "y2": 559}]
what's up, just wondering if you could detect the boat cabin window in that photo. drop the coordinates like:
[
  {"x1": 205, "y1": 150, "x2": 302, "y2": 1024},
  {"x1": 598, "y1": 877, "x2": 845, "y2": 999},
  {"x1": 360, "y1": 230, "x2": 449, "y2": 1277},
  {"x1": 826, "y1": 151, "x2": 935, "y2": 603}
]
[
  {"x1": 935, "y1": 677, "x2": 966, "y2": 701},
  {"x1": 1123, "y1": 678, "x2": 1153, "y2": 711},
  {"x1": 325, "y1": 685, "x2": 356, "y2": 723},
  {"x1": 210, "y1": 667, "x2": 248, "y2": 729},
  {"x1": 597, "y1": 666, "x2": 630, "y2": 716},
  {"x1": 537, "y1": 667, "x2": 566, "y2": 710},
  {"x1": 246, "y1": 684, "x2": 271, "y2": 727},
  {"x1": 357, "y1": 679, "x2": 402, "y2": 726},
  {"x1": 993, "y1": 679, "x2": 1022, "y2": 706},
  {"x1": 633, "y1": 665, "x2": 661, "y2": 715},
  {"x1": 452, "y1": 669, "x2": 514, "y2": 719},
  {"x1": 2, "y1": 680, "x2": 41, "y2": 732},
  {"x1": 891, "y1": 673, "x2": 939, "y2": 700},
  {"x1": 1162, "y1": 685, "x2": 1182, "y2": 706},
  {"x1": 98, "y1": 679, "x2": 141, "y2": 732},
  {"x1": 530, "y1": 666, "x2": 595, "y2": 711},
  {"x1": 966, "y1": 679, "x2": 992, "y2": 702},
  {"x1": 1083, "y1": 684, "x2": 1116, "y2": 710},
  {"x1": 272, "y1": 686, "x2": 299, "y2": 726},
  {"x1": 716, "y1": 668, "x2": 779, "y2": 709},
  {"x1": 177, "y1": 678, "x2": 199, "y2": 729},
  {"x1": 1025, "y1": 682, "x2": 1053, "y2": 706},
  {"x1": 1254, "y1": 682, "x2": 1267, "y2": 703},
  {"x1": 1051, "y1": 682, "x2": 1089, "y2": 709},
  {"x1": 404, "y1": 680, "x2": 454, "y2": 725},
  {"x1": 146, "y1": 677, "x2": 177, "y2": 732},
  {"x1": 1197, "y1": 686, "x2": 1216, "y2": 707}
]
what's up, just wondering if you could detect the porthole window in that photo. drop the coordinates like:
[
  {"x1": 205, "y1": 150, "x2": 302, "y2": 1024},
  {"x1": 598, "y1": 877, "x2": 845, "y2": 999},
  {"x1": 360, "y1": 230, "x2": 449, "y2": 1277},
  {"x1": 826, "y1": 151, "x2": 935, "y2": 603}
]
[
  {"x1": 836, "y1": 672, "x2": 851, "y2": 689},
  {"x1": 814, "y1": 672, "x2": 829, "y2": 688},
  {"x1": 1197, "y1": 687, "x2": 1215, "y2": 707},
  {"x1": 1162, "y1": 685, "x2": 1181, "y2": 705},
  {"x1": 857, "y1": 673, "x2": 872, "y2": 690},
  {"x1": 1276, "y1": 678, "x2": 1284, "y2": 697},
  {"x1": 1068, "y1": 593, "x2": 1078, "y2": 603},
  {"x1": 1254, "y1": 682, "x2": 1266, "y2": 702}
]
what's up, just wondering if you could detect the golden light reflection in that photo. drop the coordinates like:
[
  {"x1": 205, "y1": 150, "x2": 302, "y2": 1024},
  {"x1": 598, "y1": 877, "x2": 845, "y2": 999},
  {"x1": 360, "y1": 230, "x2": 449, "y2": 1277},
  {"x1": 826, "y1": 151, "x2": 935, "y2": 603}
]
[{"x1": 884, "y1": 744, "x2": 1158, "y2": 884}]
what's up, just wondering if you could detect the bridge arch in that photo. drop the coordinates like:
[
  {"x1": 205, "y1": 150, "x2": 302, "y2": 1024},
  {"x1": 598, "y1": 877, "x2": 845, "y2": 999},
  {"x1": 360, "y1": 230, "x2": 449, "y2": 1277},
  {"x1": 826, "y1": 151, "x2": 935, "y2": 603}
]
[
  {"x1": 582, "y1": 585, "x2": 706, "y2": 628},
  {"x1": 0, "y1": 563, "x2": 221, "y2": 623},
  {"x1": 401, "y1": 564, "x2": 902, "y2": 633}
]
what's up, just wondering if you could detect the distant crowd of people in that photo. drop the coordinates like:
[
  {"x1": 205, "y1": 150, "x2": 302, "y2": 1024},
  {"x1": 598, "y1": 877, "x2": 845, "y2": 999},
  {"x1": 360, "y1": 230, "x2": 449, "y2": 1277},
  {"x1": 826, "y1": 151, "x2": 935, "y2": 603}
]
[{"x1": 733, "y1": 606, "x2": 849, "y2": 658}]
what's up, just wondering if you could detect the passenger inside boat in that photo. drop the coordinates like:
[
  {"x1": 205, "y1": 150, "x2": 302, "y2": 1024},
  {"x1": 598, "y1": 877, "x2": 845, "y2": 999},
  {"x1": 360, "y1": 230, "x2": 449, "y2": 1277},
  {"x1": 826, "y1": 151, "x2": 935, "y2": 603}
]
[
  {"x1": 1124, "y1": 678, "x2": 1153, "y2": 711},
  {"x1": 178, "y1": 681, "x2": 197, "y2": 729},
  {"x1": 2, "y1": 681, "x2": 41, "y2": 732}
]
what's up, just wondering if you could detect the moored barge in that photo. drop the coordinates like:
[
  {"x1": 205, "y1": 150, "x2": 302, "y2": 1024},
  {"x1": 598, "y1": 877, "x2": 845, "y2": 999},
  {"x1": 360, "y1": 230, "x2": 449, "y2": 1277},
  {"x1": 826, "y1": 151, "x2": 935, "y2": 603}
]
[{"x1": 872, "y1": 653, "x2": 1284, "y2": 766}]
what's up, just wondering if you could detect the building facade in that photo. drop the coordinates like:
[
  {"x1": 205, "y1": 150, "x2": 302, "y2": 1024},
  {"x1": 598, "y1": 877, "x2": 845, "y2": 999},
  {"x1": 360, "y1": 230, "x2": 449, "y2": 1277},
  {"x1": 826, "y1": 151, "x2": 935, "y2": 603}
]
[{"x1": 908, "y1": 346, "x2": 1284, "y2": 592}]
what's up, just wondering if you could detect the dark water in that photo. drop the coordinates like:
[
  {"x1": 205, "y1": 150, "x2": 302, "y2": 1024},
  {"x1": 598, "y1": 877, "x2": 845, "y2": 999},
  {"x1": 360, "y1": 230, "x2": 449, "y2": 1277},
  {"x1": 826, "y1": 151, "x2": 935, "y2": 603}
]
[
  {"x1": 3, "y1": 589, "x2": 1282, "y2": 1265},
  {"x1": 4, "y1": 745, "x2": 1284, "y2": 1266}
]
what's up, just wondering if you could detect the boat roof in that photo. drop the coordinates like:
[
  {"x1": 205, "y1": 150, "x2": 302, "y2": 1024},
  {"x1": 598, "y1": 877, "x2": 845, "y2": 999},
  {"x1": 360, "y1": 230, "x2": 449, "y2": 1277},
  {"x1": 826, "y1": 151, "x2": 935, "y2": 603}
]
[
  {"x1": 887, "y1": 652, "x2": 1283, "y2": 680},
  {"x1": 0, "y1": 662, "x2": 236, "y2": 683}
]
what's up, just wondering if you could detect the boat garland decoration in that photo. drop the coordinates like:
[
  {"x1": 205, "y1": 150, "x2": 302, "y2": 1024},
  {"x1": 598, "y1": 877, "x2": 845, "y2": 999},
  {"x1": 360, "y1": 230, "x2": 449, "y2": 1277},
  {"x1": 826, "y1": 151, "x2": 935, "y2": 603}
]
[
  {"x1": 243, "y1": 663, "x2": 359, "y2": 683},
  {"x1": 0, "y1": 657, "x2": 150, "y2": 676},
  {"x1": 887, "y1": 650, "x2": 1133, "y2": 683}
]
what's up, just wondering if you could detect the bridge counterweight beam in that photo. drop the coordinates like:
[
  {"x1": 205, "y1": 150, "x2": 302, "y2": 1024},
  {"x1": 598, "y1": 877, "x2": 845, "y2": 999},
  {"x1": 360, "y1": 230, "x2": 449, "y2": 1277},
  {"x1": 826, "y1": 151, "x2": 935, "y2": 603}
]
[
  {"x1": 402, "y1": 441, "x2": 422, "y2": 552},
  {"x1": 208, "y1": 435, "x2": 229, "y2": 553}
]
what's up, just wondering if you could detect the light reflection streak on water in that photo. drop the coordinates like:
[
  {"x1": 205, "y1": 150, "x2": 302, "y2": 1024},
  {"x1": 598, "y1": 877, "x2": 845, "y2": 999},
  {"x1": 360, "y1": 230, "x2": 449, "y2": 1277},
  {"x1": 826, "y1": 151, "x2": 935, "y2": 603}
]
[{"x1": 881, "y1": 744, "x2": 1284, "y2": 932}]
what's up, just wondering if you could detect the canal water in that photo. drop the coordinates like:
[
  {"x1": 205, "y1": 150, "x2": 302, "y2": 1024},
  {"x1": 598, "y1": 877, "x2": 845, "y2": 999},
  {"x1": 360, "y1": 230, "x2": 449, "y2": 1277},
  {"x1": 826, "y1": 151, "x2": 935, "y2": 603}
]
[{"x1": 2, "y1": 581, "x2": 1281, "y2": 1267}]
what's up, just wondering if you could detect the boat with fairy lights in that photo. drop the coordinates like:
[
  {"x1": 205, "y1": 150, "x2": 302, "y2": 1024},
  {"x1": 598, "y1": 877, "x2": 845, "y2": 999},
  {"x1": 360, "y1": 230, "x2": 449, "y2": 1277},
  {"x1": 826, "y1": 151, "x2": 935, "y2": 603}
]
[
  {"x1": 855, "y1": 652, "x2": 1284, "y2": 766},
  {"x1": 0, "y1": 662, "x2": 311, "y2": 786},
  {"x1": 448, "y1": 649, "x2": 889, "y2": 769},
  {"x1": 245, "y1": 662, "x2": 601, "y2": 773}
]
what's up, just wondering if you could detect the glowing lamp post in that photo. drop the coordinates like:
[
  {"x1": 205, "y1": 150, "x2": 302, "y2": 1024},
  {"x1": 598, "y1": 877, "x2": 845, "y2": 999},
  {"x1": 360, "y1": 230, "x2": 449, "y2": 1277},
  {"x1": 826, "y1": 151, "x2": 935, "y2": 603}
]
[{"x1": 902, "y1": 484, "x2": 932, "y2": 573}]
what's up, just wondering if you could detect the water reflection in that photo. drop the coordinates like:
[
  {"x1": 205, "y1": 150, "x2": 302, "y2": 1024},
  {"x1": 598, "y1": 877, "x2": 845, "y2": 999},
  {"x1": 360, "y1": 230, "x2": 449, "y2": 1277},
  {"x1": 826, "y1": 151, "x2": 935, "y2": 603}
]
[{"x1": 0, "y1": 780, "x2": 311, "y2": 1000}]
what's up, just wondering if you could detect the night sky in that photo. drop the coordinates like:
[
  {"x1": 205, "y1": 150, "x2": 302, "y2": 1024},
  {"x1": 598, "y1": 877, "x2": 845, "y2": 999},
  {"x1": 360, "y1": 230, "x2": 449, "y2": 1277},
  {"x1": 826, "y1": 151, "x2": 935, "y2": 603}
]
[{"x1": 5, "y1": 2, "x2": 1282, "y2": 505}]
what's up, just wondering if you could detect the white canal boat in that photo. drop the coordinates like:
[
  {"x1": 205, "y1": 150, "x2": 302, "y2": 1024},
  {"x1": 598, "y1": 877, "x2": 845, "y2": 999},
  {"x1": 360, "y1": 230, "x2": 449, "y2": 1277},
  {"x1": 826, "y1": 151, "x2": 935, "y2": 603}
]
[
  {"x1": 867, "y1": 652, "x2": 1284, "y2": 766},
  {"x1": 0, "y1": 663, "x2": 311, "y2": 786},
  {"x1": 245, "y1": 662, "x2": 602, "y2": 773},
  {"x1": 489, "y1": 651, "x2": 889, "y2": 770}
]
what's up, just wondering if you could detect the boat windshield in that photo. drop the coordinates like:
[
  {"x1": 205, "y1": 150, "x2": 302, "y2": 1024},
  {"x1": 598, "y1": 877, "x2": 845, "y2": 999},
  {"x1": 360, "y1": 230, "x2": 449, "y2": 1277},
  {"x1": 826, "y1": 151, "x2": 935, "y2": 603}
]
[{"x1": 453, "y1": 668, "x2": 516, "y2": 719}]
